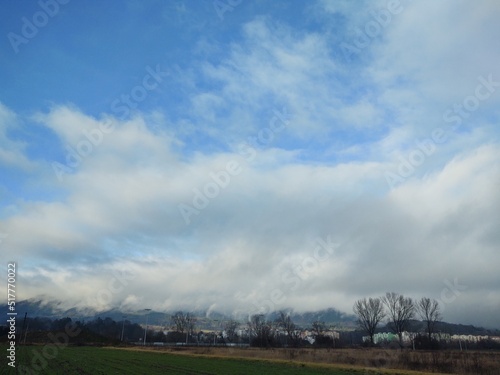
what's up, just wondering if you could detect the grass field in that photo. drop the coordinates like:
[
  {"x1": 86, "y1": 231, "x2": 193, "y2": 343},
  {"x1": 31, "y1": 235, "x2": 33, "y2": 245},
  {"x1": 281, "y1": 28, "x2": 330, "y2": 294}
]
[{"x1": 0, "y1": 345, "x2": 443, "y2": 375}]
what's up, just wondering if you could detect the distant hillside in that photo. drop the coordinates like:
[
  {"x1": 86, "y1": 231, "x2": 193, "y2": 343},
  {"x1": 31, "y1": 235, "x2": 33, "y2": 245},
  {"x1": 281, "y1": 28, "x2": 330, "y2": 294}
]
[
  {"x1": 384, "y1": 320, "x2": 500, "y2": 337},
  {"x1": 373, "y1": 319, "x2": 500, "y2": 337},
  {"x1": 267, "y1": 308, "x2": 357, "y2": 328},
  {"x1": 3, "y1": 298, "x2": 498, "y2": 336},
  {"x1": 0, "y1": 299, "x2": 355, "y2": 326},
  {"x1": 4, "y1": 298, "x2": 68, "y2": 318}
]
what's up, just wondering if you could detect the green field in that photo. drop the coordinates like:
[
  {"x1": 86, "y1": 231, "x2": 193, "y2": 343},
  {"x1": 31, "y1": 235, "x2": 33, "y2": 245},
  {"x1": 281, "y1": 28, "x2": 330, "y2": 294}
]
[{"x1": 1, "y1": 345, "x2": 391, "y2": 375}]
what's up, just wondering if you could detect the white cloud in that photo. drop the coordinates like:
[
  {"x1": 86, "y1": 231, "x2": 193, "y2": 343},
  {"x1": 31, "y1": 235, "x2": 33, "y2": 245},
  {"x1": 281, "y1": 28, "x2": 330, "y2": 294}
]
[
  {"x1": 1, "y1": 1, "x2": 499, "y2": 328},
  {"x1": 1, "y1": 102, "x2": 498, "y2": 326},
  {"x1": 371, "y1": 0, "x2": 500, "y2": 114},
  {"x1": 0, "y1": 103, "x2": 37, "y2": 171}
]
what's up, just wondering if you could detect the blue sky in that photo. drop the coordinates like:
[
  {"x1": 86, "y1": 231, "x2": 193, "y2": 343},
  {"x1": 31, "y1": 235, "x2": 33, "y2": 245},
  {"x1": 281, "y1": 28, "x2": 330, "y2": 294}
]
[{"x1": 1, "y1": 0, "x2": 499, "y2": 328}]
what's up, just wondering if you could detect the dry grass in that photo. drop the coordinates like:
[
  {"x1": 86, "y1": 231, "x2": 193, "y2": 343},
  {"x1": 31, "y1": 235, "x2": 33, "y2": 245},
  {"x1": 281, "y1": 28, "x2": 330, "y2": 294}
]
[{"x1": 119, "y1": 346, "x2": 500, "y2": 375}]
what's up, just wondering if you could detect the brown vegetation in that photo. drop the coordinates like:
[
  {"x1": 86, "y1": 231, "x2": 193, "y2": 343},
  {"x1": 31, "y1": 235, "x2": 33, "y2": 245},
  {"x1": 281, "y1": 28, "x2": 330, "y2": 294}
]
[{"x1": 125, "y1": 346, "x2": 500, "y2": 375}]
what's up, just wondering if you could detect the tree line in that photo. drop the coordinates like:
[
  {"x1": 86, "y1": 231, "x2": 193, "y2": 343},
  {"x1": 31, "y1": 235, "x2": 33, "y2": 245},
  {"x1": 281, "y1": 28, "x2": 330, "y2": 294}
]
[
  {"x1": 1, "y1": 316, "x2": 154, "y2": 344},
  {"x1": 353, "y1": 292, "x2": 441, "y2": 349},
  {"x1": 3, "y1": 301, "x2": 499, "y2": 350}
]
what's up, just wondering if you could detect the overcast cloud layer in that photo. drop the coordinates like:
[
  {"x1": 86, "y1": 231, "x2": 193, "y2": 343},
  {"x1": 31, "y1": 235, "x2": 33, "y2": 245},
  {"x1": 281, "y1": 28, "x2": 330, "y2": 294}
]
[{"x1": 0, "y1": 0, "x2": 499, "y2": 328}]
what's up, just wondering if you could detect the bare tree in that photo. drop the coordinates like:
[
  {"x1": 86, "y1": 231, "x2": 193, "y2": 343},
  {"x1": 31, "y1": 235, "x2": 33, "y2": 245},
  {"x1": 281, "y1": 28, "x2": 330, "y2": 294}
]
[
  {"x1": 311, "y1": 320, "x2": 334, "y2": 346},
  {"x1": 224, "y1": 319, "x2": 239, "y2": 343},
  {"x1": 382, "y1": 292, "x2": 414, "y2": 348},
  {"x1": 353, "y1": 297, "x2": 385, "y2": 345},
  {"x1": 171, "y1": 311, "x2": 186, "y2": 333},
  {"x1": 248, "y1": 314, "x2": 275, "y2": 347},
  {"x1": 276, "y1": 311, "x2": 301, "y2": 347},
  {"x1": 311, "y1": 320, "x2": 326, "y2": 337},
  {"x1": 416, "y1": 297, "x2": 441, "y2": 343},
  {"x1": 185, "y1": 313, "x2": 196, "y2": 335},
  {"x1": 171, "y1": 311, "x2": 196, "y2": 334}
]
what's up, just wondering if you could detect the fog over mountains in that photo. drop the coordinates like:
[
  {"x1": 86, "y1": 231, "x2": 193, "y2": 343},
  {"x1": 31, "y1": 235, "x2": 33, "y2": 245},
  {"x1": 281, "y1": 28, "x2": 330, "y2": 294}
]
[{"x1": 5, "y1": 298, "x2": 499, "y2": 336}]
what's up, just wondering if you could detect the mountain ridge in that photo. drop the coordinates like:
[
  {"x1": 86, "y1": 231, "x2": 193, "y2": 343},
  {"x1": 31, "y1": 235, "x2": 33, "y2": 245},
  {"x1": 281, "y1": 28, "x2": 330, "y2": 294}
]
[{"x1": 3, "y1": 298, "x2": 499, "y2": 335}]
